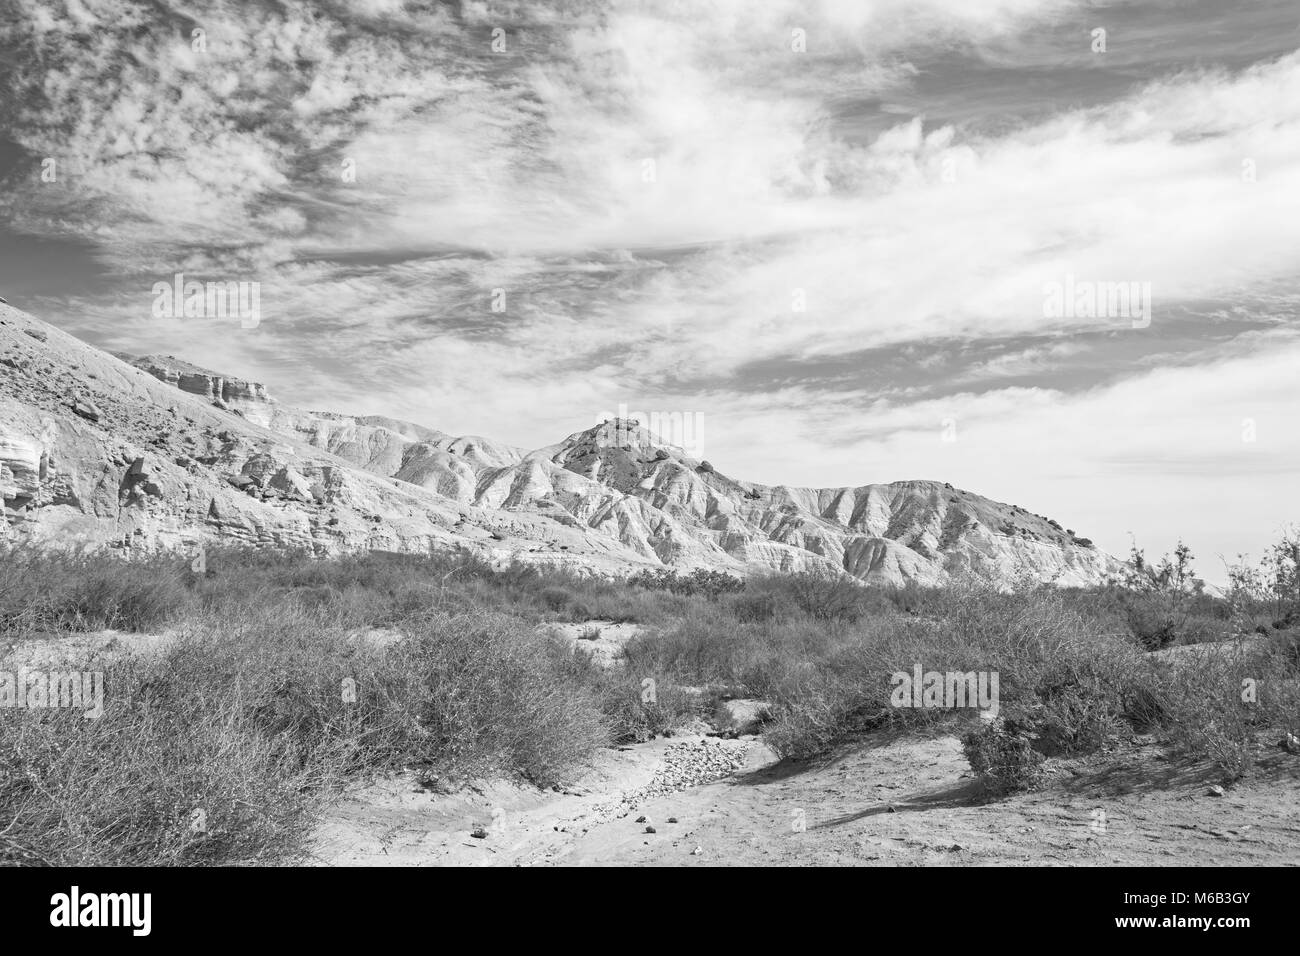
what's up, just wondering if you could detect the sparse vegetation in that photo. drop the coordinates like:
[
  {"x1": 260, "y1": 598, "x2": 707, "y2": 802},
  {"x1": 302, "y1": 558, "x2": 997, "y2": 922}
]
[{"x1": 2, "y1": 534, "x2": 1297, "y2": 863}]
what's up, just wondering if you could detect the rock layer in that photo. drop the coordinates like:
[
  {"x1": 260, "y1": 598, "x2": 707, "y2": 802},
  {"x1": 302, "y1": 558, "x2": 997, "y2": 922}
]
[{"x1": 1, "y1": 303, "x2": 1117, "y2": 586}]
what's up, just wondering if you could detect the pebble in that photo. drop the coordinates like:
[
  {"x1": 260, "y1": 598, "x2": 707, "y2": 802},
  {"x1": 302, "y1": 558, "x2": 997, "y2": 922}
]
[
  {"x1": 584, "y1": 739, "x2": 751, "y2": 826},
  {"x1": 620, "y1": 739, "x2": 748, "y2": 810}
]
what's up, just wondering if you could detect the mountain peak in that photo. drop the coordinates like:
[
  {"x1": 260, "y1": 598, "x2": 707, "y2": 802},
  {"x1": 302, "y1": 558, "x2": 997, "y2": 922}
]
[{"x1": 0, "y1": 305, "x2": 1116, "y2": 587}]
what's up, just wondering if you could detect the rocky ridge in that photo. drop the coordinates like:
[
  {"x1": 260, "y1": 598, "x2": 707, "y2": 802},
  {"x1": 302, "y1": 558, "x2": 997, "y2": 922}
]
[{"x1": 0, "y1": 303, "x2": 1117, "y2": 586}]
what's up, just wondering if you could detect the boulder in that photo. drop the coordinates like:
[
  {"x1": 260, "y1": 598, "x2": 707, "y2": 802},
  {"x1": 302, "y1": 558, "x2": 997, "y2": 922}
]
[
  {"x1": 71, "y1": 399, "x2": 101, "y2": 422},
  {"x1": 269, "y1": 466, "x2": 315, "y2": 502}
]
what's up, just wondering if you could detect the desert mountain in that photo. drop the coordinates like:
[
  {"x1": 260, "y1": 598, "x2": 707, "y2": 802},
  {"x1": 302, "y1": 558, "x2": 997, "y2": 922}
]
[{"x1": 1, "y1": 304, "x2": 1116, "y2": 586}]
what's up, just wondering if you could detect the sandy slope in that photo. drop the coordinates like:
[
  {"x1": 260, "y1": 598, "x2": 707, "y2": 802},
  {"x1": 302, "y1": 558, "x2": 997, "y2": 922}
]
[{"x1": 311, "y1": 729, "x2": 1300, "y2": 867}]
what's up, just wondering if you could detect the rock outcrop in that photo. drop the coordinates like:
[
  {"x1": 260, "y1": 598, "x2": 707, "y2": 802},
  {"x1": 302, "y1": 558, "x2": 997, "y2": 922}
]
[
  {"x1": 1, "y1": 303, "x2": 1118, "y2": 586},
  {"x1": 127, "y1": 354, "x2": 272, "y2": 405}
]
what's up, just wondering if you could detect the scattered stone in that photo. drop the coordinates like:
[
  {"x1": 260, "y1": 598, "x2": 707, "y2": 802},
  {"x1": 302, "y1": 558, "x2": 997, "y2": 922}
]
[
  {"x1": 691, "y1": 846, "x2": 703, "y2": 856},
  {"x1": 70, "y1": 399, "x2": 101, "y2": 422},
  {"x1": 644, "y1": 825, "x2": 656, "y2": 834},
  {"x1": 1207, "y1": 785, "x2": 1225, "y2": 797},
  {"x1": 470, "y1": 826, "x2": 488, "y2": 839},
  {"x1": 1282, "y1": 733, "x2": 1300, "y2": 754},
  {"x1": 635, "y1": 815, "x2": 647, "y2": 824},
  {"x1": 667, "y1": 817, "x2": 678, "y2": 824}
]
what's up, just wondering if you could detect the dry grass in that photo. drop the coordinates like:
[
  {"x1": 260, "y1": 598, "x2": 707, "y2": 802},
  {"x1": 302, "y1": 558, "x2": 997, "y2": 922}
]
[{"x1": 2, "y1": 545, "x2": 1296, "y2": 863}]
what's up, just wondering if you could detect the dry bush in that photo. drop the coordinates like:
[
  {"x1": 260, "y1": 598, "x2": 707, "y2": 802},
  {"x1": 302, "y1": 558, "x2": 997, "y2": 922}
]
[
  {"x1": 0, "y1": 545, "x2": 189, "y2": 634},
  {"x1": 961, "y1": 720, "x2": 1047, "y2": 797},
  {"x1": 0, "y1": 600, "x2": 612, "y2": 864},
  {"x1": 5, "y1": 541, "x2": 1296, "y2": 861}
]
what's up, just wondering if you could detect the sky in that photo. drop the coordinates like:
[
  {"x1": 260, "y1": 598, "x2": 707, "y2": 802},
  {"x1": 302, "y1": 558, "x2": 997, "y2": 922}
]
[{"x1": 1, "y1": 0, "x2": 1298, "y2": 581}]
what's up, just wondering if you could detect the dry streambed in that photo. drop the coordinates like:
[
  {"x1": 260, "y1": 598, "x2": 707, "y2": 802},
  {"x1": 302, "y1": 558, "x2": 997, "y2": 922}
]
[
  {"x1": 314, "y1": 629, "x2": 1300, "y2": 866},
  {"x1": 8, "y1": 623, "x2": 1296, "y2": 866},
  {"x1": 311, "y1": 725, "x2": 1300, "y2": 867}
]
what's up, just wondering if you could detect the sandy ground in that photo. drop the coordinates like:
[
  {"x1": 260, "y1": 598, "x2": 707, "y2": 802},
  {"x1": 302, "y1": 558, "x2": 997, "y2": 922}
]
[
  {"x1": 0, "y1": 628, "x2": 176, "y2": 668},
  {"x1": 8, "y1": 625, "x2": 1295, "y2": 866},
  {"x1": 543, "y1": 620, "x2": 645, "y2": 667},
  {"x1": 1149, "y1": 634, "x2": 1267, "y2": 663},
  {"x1": 310, "y1": 728, "x2": 1300, "y2": 867},
  {"x1": 0, "y1": 624, "x2": 401, "y2": 667}
]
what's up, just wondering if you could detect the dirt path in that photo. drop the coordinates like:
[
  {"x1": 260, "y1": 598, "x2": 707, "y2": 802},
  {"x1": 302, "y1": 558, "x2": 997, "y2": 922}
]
[{"x1": 311, "y1": 730, "x2": 1300, "y2": 866}]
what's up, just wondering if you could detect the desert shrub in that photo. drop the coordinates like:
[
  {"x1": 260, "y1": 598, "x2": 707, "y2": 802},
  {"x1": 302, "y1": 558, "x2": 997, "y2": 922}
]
[
  {"x1": 1121, "y1": 593, "x2": 1180, "y2": 650},
  {"x1": 961, "y1": 720, "x2": 1047, "y2": 797},
  {"x1": 1018, "y1": 693, "x2": 1124, "y2": 757},
  {"x1": 727, "y1": 589, "x2": 779, "y2": 623},
  {"x1": 1265, "y1": 628, "x2": 1300, "y2": 673},
  {"x1": 0, "y1": 601, "x2": 613, "y2": 865},
  {"x1": 599, "y1": 674, "x2": 699, "y2": 743},
  {"x1": 0, "y1": 546, "x2": 190, "y2": 633},
  {"x1": 743, "y1": 571, "x2": 886, "y2": 623},
  {"x1": 783, "y1": 572, "x2": 874, "y2": 621},
  {"x1": 7, "y1": 539, "x2": 1297, "y2": 860},
  {"x1": 755, "y1": 584, "x2": 1157, "y2": 761},
  {"x1": 381, "y1": 612, "x2": 610, "y2": 785},
  {"x1": 563, "y1": 601, "x2": 593, "y2": 621},
  {"x1": 1147, "y1": 639, "x2": 1300, "y2": 781},
  {"x1": 0, "y1": 675, "x2": 324, "y2": 866},
  {"x1": 0, "y1": 607, "x2": 365, "y2": 865},
  {"x1": 1107, "y1": 541, "x2": 1227, "y2": 649},
  {"x1": 626, "y1": 567, "x2": 744, "y2": 599},
  {"x1": 541, "y1": 586, "x2": 573, "y2": 612}
]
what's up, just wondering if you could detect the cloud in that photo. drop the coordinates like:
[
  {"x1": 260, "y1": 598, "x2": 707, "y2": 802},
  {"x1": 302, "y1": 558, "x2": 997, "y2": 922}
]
[{"x1": 1, "y1": 0, "x2": 1298, "y2": 572}]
